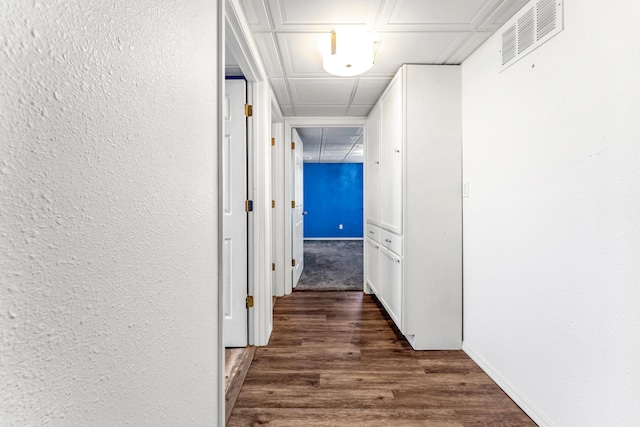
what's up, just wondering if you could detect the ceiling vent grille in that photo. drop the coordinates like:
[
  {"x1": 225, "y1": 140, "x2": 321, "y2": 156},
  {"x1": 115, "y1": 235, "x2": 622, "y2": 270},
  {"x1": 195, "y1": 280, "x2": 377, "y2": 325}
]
[
  {"x1": 517, "y1": 9, "x2": 535, "y2": 53},
  {"x1": 537, "y1": 0, "x2": 557, "y2": 40},
  {"x1": 500, "y1": 0, "x2": 563, "y2": 71},
  {"x1": 501, "y1": 25, "x2": 517, "y2": 65}
]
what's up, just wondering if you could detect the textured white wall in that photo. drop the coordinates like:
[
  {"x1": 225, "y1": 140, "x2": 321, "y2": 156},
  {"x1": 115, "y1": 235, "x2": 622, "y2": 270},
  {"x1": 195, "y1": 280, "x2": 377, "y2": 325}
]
[
  {"x1": 462, "y1": 2, "x2": 640, "y2": 426},
  {"x1": 0, "y1": 1, "x2": 220, "y2": 425}
]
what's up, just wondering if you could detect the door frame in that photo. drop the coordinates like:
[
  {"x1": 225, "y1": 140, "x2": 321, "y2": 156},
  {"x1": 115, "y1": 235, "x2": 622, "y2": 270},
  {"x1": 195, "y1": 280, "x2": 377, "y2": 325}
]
[
  {"x1": 225, "y1": 0, "x2": 273, "y2": 348},
  {"x1": 282, "y1": 117, "x2": 367, "y2": 295},
  {"x1": 271, "y1": 108, "x2": 285, "y2": 297}
]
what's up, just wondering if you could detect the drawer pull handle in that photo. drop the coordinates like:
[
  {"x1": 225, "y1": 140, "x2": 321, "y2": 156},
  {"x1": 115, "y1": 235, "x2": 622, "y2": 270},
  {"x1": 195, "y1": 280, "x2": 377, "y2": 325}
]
[
  {"x1": 385, "y1": 239, "x2": 391, "y2": 243},
  {"x1": 368, "y1": 231, "x2": 374, "y2": 234},
  {"x1": 396, "y1": 259, "x2": 401, "y2": 264}
]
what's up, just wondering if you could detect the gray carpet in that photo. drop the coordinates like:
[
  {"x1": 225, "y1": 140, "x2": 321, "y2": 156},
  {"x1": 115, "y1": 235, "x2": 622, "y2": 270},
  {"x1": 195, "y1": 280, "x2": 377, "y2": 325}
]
[{"x1": 295, "y1": 240, "x2": 363, "y2": 291}]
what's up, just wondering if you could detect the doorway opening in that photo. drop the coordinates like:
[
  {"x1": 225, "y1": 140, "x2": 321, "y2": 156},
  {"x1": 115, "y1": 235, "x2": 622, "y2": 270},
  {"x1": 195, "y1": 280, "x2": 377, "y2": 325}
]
[{"x1": 291, "y1": 126, "x2": 364, "y2": 292}]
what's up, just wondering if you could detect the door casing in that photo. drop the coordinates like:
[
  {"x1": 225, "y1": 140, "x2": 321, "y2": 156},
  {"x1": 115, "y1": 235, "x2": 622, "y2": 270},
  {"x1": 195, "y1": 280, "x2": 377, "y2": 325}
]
[{"x1": 281, "y1": 117, "x2": 367, "y2": 295}]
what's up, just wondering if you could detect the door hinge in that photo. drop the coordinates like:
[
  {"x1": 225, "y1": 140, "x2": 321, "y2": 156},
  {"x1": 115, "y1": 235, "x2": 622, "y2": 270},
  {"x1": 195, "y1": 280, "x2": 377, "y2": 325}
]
[
  {"x1": 291, "y1": 259, "x2": 296, "y2": 267},
  {"x1": 272, "y1": 200, "x2": 276, "y2": 208},
  {"x1": 246, "y1": 295, "x2": 254, "y2": 308},
  {"x1": 291, "y1": 142, "x2": 295, "y2": 150},
  {"x1": 244, "y1": 104, "x2": 253, "y2": 117},
  {"x1": 291, "y1": 200, "x2": 295, "y2": 208},
  {"x1": 245, "y1": 200, "x2": 253, "y2": 212},
  {"x1": 271, "y1": 137, "x2": 275, "y2": 146},
  {"x1": 272, "y1": 263, "x2": 276, "y2": 271}
]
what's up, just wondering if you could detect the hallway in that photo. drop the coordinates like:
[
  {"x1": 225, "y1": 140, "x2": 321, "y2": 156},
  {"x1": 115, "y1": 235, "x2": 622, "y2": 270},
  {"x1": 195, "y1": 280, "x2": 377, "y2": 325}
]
[{"x1": 227, "y1": 292, "x2": 534, "y2": 426}]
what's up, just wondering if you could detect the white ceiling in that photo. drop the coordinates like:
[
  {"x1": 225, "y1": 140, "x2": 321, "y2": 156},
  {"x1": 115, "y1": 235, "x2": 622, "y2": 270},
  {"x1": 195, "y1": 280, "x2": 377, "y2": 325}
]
[
  {"x1": 238, "y1": 0, "x2": 528, "y2": 117},
  {"x1": 233, "y1": 0, "x2": 529, "y2": 162},
  {"x1": 296, "y1": 127, "x2": 363, "y2": 163}
]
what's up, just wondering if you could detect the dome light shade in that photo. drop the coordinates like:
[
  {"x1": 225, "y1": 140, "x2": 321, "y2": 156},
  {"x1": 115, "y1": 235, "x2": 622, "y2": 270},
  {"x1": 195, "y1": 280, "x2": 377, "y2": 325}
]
[{"x1": 322, "y1": 31, "x2": 375, "y2": 77}]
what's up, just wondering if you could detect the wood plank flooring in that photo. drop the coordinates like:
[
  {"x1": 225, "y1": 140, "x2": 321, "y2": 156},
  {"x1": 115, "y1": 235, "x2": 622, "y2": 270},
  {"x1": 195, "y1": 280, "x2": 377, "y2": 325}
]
[{"x1": 227, "y1": 292, "x2": 536, "y2": 426}]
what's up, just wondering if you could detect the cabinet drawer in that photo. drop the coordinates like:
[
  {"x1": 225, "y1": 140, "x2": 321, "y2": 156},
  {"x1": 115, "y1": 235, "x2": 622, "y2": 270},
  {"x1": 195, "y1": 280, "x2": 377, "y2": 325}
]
[
  {"x1": 365, "y1": 224, "x2": 380, "y2": 243},
  {"x1": 380, "y1": 229, "x2": 402, "y2": 256}
]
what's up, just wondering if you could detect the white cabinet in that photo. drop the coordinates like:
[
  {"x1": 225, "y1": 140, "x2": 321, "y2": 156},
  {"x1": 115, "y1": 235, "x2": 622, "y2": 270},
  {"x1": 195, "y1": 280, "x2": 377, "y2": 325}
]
[
  {"x1": 365, "y1": 237, "x2": 380, "y2": 296},
  {"x1": 364, "y1": 65, "x2": 462, "y2": 350},
  {"x1": 379, "y1": 73, "x2": 403, "y2": 235},
  {"x1": 365, "y1": 105, "x2": 381, "y2": 226}
]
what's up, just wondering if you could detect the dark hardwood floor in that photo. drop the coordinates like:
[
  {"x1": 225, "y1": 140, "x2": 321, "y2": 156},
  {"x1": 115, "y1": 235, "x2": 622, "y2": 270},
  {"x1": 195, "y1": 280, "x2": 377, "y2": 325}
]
[{"x1": 227, "y1": 292, "x2": 536, "y2": 426}]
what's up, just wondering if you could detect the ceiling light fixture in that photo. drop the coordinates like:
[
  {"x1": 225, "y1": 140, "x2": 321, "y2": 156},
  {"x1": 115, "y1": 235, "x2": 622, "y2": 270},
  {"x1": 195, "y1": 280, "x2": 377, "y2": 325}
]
[{"x1": 321, "y1": 30, "x2": 375, "y2": 77}]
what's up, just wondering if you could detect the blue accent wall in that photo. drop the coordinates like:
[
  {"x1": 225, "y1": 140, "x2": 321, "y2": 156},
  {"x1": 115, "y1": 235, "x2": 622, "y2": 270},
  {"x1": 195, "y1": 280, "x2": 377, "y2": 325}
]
[{"x1": 303, "y1": 163, "x2": 363, "y2": 238}]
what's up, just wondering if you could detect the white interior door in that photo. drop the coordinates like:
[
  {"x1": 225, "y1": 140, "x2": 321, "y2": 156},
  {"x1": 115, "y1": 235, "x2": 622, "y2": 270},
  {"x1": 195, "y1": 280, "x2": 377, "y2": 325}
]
[
  {"x1": 291, "y1": 129, "x2": 304, "y2": 287},
  {"x1": 223, "y1": 79, "x2": 248, "y2": 347}
]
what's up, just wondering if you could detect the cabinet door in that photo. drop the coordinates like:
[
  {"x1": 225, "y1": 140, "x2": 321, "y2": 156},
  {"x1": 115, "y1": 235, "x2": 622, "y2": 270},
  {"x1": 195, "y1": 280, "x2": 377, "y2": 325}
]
[
  {"x1": 365, "y1": 106, "x2": 381, "y2": 225},
  {"x1": 379, "y1": 73, "x2": 403, "y2": 235},
  {"x1": 365, "y1": 237, "x2": 381, "y2": 297},
  {"x1": 379, "y1": 246, "x2": 402, "y2": 331}
]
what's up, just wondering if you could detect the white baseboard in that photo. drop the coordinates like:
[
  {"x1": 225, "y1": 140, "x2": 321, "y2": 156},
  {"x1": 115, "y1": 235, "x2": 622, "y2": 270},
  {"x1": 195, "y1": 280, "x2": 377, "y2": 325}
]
[{"x1": 462, "y1": 342, "x2": 554, "y2": 427}]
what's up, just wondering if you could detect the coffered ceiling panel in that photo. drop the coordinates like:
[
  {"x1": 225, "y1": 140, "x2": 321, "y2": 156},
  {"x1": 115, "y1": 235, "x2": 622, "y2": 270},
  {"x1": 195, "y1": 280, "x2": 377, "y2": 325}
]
[
  {"x1": 269, "y1": 0, "x2": 383, "y2": 30},
  {"x1": 297, "y1": 127, "x2": 364, "y2": 162},
  {"x1": 277, "y1": 33, "x2": 326, "y2": 77},
  {"x1": 371, "y1": 32, "x2": 468, "y2": 73},
  {"x1": 380, "y1": 0, "x2": 495, "y2": 28},
  {"x1": 289, "y1": 78, "x2": 356, "y2": 105},
  {"x1": 352, "y1": 78, "x2": 393, "y2": 105},
  {"x1": 295, "y1": 105, "x2": 348, "y2": 117}
]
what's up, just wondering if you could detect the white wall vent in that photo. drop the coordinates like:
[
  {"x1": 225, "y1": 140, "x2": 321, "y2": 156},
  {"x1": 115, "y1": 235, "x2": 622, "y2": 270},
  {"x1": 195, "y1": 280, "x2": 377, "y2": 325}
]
[{"x1": 500, "y1": 0, "x2": 563, "y2": 70}]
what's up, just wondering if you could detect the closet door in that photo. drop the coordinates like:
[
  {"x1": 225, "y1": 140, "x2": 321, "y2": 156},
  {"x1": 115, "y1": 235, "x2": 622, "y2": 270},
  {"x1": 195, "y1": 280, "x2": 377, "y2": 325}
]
[
  {"x1": 365, "y1": 105, "x2": 381, "y2": 225},
  {"x1": 379, "y1": 73, "x2": 403, "y2": 235},
  {"x1": 379, "y1": 246, "x2": 402, "y2": 330}
]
